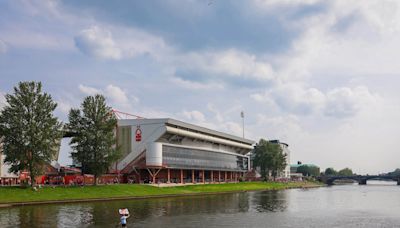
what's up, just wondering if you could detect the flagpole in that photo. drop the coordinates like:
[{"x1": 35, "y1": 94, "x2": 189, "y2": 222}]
[{"x1": 240, "y1": 111, "x2": 244, "y2": 138}]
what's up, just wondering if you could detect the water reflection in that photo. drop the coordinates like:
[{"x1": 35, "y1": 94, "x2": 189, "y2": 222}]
[
  {"x1": 2, "y1": 185, "x2": 400, "y2": 227},
  {"x1": 366, "y1": 180, "x2": 397, "y2": 185},
  {"x1": 251, "y1": 190, "x2": 287, "y2": 213},
  {"x1": 57, "y1": 205, "x2": 93, "y2": 227},
  {"x1": 0, "y1": 192, "x2": 256, "y2": 227},
  {"x1": 0, "y1": 209, "x2": 20, "y2": 228}
]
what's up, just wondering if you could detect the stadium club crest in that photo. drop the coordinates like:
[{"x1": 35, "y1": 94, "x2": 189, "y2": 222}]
[{"x1": 135, "y1": 126, "x2": 142, "y2": 142}]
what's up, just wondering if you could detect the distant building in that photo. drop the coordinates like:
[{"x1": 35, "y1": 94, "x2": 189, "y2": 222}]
[
  {"x1": 250, "y1": 139, "x2": 291, "y2": 179},
  {"x1": 290, "y1": 161, "x2": 303, "y2": 174},
  {"x1": 0, "y1": 138, "x2": 19, "y2": 185},
  {"x1": 290, "y1": 162, "x2": 320, "y2": 177},
  {"x1": 268, "y1": 140, "x2": 291, "y2": 178}
]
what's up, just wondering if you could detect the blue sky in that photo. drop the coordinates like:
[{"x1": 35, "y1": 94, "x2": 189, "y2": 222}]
[{"x1": 1, "y1": 0, "x2": 400, "y2": 174}]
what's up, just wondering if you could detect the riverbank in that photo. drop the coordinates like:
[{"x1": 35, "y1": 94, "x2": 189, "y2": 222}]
[{"x1": 0, "y1": 181, "x2": 323, "y2": 207}]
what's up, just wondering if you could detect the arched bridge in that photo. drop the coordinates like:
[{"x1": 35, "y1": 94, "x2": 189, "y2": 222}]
[{"x1": 320, "y1": 175, "x2": 400, "y2": 185}]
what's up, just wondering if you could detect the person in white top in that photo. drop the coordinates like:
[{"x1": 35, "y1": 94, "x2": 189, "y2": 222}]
[
  {"x1": 119, "y1": 208, "x2": 130, "y2": 227},
  {"x1": 120, "y1": 214, "x2": 130, "y2": 227}
]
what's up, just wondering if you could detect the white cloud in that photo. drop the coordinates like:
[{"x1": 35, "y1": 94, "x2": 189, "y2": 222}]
[
  {"x1": 77, "y1": 84, "x2": 139, "y2": 113},
  {"x1": 56, "y1": 99, "x2": 72, "y2": 114},
  {"x1": 74, "y1": 25, "x2": 168, "y2": 60},
  {"x1": 104, "y1": 84, "x2": 139, "y2": 112},
  {"x1": 74, "y1": 26, "x2": 122, "y2": 60},
  {"x1": 170, "y1": 77, "x2": 224, "y2": 90},
  {"x1": 269, "y1": 83, "x2": 325, "y2": 115},
  {"x1": 181, "y1": 110, "x2": 206, "y2": 122},
  {"x1": 180, "y1": 49, "x2": 275, "y2": 82},
  {"x1": 116, "y1": 26, "x2": 169, "y2": 60},
  {"x1": 247, "y1": 0, "x2": 388, "y2": 119},
  {"x1": 251, "y1": 83, "x2": 325, "y2": 115},
  {"x1": 252, "y1": 83, "x2": 379, "y2": 118},
  {"x1": 255, "y1": 114, "x2": 302, "y2": 141},
  {"x1": 270, "y1": 0, "x2": 400, "y2": 81},
  {"x1": 105, "y1": 84, "x2": 129, "y2": 104},
  {"x1": 324, "y1": 86, "x2": 379, "y2": 118},
  {"x1": 78, "y1": 84, "x2": 101, "y2": 96},
  {"x1": 210, "y1": 50, "x2": 275, "y2": 81}
]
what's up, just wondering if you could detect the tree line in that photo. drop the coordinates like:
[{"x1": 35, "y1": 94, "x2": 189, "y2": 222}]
[
  {"x1": 294, "y1": 166, "x2": 353, "y2": 177},
  {"x1": 323, "y1": 167, "x2": 354, "y2": 176},
  {"x1": 0, "y1": 81, "x2": 120, "y2": 187},
  {"x1": 322, "y1": 167, "x2": 400, "y2": 177},
  {"x1": 296, "y1": 165, "x2": 320, "y2": 177}
]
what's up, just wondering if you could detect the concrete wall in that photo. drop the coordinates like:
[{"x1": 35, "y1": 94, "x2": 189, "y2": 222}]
[
  {"x1": 117, "y1": 120, "x2": 167, "y2": 170},
  {"x1": 146, "y1": 142, "x2": 163, "y2": 166}
]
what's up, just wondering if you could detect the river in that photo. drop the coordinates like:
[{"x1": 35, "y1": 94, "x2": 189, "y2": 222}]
[{"x1": 1, "y1": 181, "x2": 400, "y2": 227}]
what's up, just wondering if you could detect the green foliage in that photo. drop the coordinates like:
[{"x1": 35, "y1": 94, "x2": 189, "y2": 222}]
[
  {"x1": 297, "y1": 165, "x2": 320, "y2": 177},
  {"x1": 323, "y1": 167, "x2": 353, "y2": 176},
  {"x1": 253, "y1": 139, "x2": 287, "y2": 180},
  {"x1": 0, "y1": 81, "x2": 62, "y2": 187},
  {"x1": 338, "y1": 167, "x2": 353, "y2": 176},
  {"x1": 324, "y1": 167, "x2": 337, "y2": 176},
  {"x1": 388, "y1": 168, "x2": 400, "y2": 177},
  {"x1": 68, "y1": 94, "x2": 120, "y2": 184}
]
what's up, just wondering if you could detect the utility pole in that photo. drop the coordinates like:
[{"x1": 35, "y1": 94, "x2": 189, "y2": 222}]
[{"x1": 240, "y1": 111, "x2": 244, "y2": 138}]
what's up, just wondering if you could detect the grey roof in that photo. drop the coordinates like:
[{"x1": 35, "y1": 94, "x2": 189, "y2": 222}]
[{"x1": 118, "y1": 118, "x2": 255, "y2": 145}]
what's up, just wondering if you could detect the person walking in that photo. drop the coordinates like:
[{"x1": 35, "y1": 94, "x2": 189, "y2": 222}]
[
  {"x1": 120, "y1": 213, "x2": 130, "y2": 227},
  {"x1": 118, "y1": 208, "x2": 130, "y2": 227}
]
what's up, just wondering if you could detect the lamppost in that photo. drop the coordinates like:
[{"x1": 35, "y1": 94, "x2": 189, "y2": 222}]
[{"x1": 240, "y1": 111, "x2": 244, "y2": 138}]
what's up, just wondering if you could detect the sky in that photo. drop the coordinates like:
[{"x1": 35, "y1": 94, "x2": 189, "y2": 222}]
[{"x1": 0, "y1": 0, "x2": 400, "y2": 174}]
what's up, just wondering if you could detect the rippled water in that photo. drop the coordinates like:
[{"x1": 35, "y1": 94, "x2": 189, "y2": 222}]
[{"x1": 1, "y1": 181, "x2": 400, "y2": 227}]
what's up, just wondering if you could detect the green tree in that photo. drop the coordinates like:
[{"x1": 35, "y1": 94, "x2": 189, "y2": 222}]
[
  {"x1": 297, "y1": 165, "x2": 320, "y2": 177},
  {"x1": 253, "y1": 139, "x2": 287, "y2": 180},
  {"x1": 68, "y1": 94, "x2": 120, "y2": 185},
  {"x1": 324, "y1": 167, "x2": 337, "y2": 176},
  {"x1": 0, "y1": 82, "x2": 62, "y2": 187},
  {"x1": 389, "y1": 168, "x2": 400, "y2": 177},
  {"x1": 338, "y1": 168, "x2": 353, "y2": 176}
]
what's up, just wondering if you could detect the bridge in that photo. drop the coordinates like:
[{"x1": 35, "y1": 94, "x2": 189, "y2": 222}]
[{"x1": 319, "y1": 175, "x2": 400, "y2": 185}]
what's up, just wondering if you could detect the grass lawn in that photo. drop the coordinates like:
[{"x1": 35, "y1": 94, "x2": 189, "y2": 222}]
[{"x1": 0, "y1": 181, "x2": 322, "y2": 204}]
